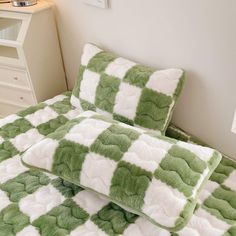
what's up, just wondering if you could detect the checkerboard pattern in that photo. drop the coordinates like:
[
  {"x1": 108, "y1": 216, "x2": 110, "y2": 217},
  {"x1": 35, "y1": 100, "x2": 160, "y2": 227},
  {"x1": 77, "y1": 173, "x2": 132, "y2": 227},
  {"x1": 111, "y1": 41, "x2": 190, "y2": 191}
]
[
  {"x1": 0, "y1": 95, "x2": 170, "y2": 236},
  {"x1": 22, "y1": 110, "x2": 221, "y2": 231},
  {"x1": 71, "y1": 43, "x2": 186, "y2": 134},
  {"x1": 0, "y1": 93, "x2": 235, "y2": 236},
  {"x1": 167, "y1": 124, "x2": 236, "y2": 236}
]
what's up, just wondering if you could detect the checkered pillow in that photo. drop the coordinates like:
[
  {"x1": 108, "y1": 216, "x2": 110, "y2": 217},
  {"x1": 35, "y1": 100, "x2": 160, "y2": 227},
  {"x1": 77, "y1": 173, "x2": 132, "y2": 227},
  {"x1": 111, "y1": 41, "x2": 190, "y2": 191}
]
[
  {"x1": 22, "y1": 111, "x2": 221, "y2": 232},
  {"x1": 71, "y1": 43, "x2": 185, "y2": 134}
]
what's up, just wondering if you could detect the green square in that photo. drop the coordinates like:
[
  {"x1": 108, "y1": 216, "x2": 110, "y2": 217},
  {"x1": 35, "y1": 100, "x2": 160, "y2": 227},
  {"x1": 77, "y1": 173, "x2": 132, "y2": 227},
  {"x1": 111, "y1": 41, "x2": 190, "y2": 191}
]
[
  {"x1": 0, "y1": 141, "x2": 18, "y2": 163},
  {"x1": 90, "y1": 124, "x2": 140, "y2": 162},
  {"x1": 33, "y1": 199, "x2": 89, "y2": 236},
  {"x1": 154, "y1": 145, "x2": 206, "y2": 197},
  {"x1": 87, "y1": 51, "x2": 117, "y2": 73},
  {"x1": 210, "y1": 157, "x2": 236, "y2": 184},
  {"x1": 110, "y1": 161, "x2": 152, "y2": 210},
  {"x1": 135, "y1": 88, "x2": 172, "y2": 131},
  {"x1": 79, "y1": 99, "x2": 97, "y2": 111},
  {"x1": 203, "y1": 185, "x2": 236, "y2": 225},
  {"x1": 95, "y1": 74, "x2": 120, "y2": 113},
  {"x1": 17, "y1": 103, "x2": 46, "y2": 117},
  {"x1": 48, "y1": 117, "x2": 85, "y2": 141},
  {"x1": 0, "y1": 118, "x2": 33, "y2": 139},
  {"x1": 0, "y1": 170, "x2": 50, "y2": 202},
  {"x1": 37, "y1": 115, "x2": 68, "y2": 136},
  {"x1": 113, "y1": 114, "x2": 134, "y2": 126},
  {"x1": 50, "y1": 97, "x2": 73, "y2": 115},
  {"x1": 0, "y1": 204, "x2": 29, "y2": 235},
  {"x1": 51, "y1": 178, "x2": 83, "y2": 198},
  {"x1": 91, "y1": 203, "x2": 138, "y2": 236},
  {"x1": 52, "y1": 140, "x2": 89, "y2": 183},
  {"x1": 72, "y1": 66, "x2": 86, "y2": 98},
  {"x1": 225, "y1": 226, "x2": 236, "y2": 236},
  {"x1": 123, "y1": 65, "x2": 155, "y2": 88}
]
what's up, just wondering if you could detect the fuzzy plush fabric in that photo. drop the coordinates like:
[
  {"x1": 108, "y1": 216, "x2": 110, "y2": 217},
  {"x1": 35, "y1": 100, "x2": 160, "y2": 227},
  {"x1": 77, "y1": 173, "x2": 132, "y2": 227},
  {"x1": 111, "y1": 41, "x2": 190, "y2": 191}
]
[
  {"x1": 22, "y1": 110, "x2": 221, "y2": 231},
  {"x1": 71, "y1": 43, "x2": 185, "y2": 134},
  {"x1": 0, "y1": 92, "x2": 235, "y2": 236}
]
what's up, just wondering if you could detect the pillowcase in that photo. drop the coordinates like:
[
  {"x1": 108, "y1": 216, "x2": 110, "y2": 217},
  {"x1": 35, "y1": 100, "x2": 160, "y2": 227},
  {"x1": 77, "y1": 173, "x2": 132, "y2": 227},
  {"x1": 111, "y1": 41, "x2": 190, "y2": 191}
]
[
  {"x1": 71, "y1": 43, "x2": 185, "y2": 134},
  {"x1": 22, "y1": 111, "x2": 221, "y2": 232}
]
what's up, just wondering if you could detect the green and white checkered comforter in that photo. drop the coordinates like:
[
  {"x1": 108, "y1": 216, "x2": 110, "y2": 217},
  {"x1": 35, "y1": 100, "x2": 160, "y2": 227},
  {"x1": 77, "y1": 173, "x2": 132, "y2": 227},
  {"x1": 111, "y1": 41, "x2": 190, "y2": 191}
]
[{"x1": 0, "y1": 92, "x2": 236, "y2": 236}]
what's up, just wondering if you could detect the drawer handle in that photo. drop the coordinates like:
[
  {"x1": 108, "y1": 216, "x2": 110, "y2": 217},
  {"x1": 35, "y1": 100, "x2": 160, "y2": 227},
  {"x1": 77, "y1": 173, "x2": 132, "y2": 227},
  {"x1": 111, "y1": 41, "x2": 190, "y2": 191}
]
[
  {"x1": 14, "y1": 77, "x2": 19, "y2": 81},
  {"x1": 20, "y1": 97, "x2": 24, "y2": 100}
]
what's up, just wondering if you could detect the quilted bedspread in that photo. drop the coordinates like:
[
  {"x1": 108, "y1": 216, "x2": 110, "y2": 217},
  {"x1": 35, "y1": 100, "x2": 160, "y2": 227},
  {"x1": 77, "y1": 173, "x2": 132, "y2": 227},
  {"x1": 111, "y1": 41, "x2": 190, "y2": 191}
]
[{"x1": 0, "y1": 92, "x2": 236, "y2": 236}]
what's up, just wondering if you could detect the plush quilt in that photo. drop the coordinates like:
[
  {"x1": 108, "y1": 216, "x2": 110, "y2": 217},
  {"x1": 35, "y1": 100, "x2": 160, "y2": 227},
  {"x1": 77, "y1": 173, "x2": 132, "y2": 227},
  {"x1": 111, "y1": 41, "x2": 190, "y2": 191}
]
[{"x1": 0, "y1": 92, "x2": 235, "y2": 236}]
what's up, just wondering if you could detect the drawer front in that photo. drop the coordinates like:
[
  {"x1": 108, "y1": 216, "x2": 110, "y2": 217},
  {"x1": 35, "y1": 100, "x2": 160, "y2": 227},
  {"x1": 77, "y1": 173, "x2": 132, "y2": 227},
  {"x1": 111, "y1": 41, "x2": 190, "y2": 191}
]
[
  {"x1": 0, "y1": 85, "x2": 35, "y2": 107},
  {"x1": 0, "y1": 67, "x2": 30, "y2": 89},
  {"x1": 0, "y1": 102, "x2": 24, "y2": 118}
]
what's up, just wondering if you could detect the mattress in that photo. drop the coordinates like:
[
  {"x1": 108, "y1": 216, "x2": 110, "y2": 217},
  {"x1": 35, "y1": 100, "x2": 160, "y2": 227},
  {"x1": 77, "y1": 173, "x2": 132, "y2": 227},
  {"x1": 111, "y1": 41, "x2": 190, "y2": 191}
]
[{"x1": 0, "y1": 91, "x2": 235, "y2": 236}]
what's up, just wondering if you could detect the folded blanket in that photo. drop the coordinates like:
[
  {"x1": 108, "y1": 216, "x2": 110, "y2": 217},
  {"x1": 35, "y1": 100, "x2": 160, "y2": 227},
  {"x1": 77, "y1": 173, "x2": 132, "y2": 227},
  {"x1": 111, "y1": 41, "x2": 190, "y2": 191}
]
[{"x1": 22, "y1": 110, "x2": 221, "y2": 232}]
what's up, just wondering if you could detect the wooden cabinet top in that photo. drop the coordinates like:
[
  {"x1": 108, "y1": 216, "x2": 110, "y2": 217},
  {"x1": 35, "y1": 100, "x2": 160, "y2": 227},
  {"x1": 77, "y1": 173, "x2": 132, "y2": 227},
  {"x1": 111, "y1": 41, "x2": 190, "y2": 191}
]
[{"x1": 0, "y1": 0, "x2": 53, "y2": 14}]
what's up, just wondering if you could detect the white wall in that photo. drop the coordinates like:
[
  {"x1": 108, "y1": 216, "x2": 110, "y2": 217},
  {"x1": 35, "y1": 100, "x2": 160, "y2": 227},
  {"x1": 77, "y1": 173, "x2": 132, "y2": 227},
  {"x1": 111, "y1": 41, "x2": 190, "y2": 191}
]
[{"x1": 50, "y1": 0, "x2": 236, "y2": 158}]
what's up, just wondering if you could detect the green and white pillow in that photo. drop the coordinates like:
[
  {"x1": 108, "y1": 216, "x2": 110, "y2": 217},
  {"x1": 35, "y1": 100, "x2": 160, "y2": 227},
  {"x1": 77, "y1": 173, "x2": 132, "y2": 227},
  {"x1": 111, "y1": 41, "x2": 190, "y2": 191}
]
[
  {"x1": 71, "y1": 43, "x2": 185, "y2": 134},
  {"x1": 22, "y1": 111, "x2": 221, "y2": 232}
]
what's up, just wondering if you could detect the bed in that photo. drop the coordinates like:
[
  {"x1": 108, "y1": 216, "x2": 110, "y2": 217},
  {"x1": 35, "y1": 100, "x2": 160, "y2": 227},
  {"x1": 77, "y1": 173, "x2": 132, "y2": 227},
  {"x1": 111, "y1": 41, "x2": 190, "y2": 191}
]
[{"x1": 0, "y1": 91, "x2": 235, "y2": 236}]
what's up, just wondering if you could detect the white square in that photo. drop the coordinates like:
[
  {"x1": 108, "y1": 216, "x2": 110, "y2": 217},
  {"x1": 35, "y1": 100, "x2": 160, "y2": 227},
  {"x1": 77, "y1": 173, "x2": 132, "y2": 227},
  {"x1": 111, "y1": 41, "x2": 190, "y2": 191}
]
[
  {"x1": 65, "y1": 118, "x2": 111, "y2": 147},
  {"x1": 73, "y1": 190, "x2": 109, "y2": 215},
  {"x1": 10, "y1": 128, "x2": 44, "y2": 152},
  {"x1": 177, "y1": 141, "x2": 214, "y2": 162},
  {"x1": 78, "y1": 110, "x2": 98, "y2": 118},
  {"x1": 146, "y1": 69, "x2": 183, "y2": 96},
  {"x1": 114, "y1": 82, "x2": 142, "y2": 120},
  {"x1": 224, "y1": 170, "x2": 236, "y2": 192},
  {"x1": 43, "y1": 94, "x2": 67, "y2": 105},
  {"x1": 22, "y1": 138, "x2": 59, "y2": 172},
  {"x1": 81, "y1": 43, "x2": 102, "y2": 66},
  {"x1": 19, "y1": 184, "x2": 65, "y2": 222},
  {"x1": 80, "y1": 69, "x2": 101, "y2": 104},
  {"x1": 25, "y1": 107, "x2": 58, "y2": 127},
  {"x1": 122, "y1": 134, "x2": 169, "y2": 173},
  {"x1": 105, "y1": 57, "x2": 136, "y2": 79},
  {"x1": 142, "y1": 179, "x2": 187, "y2": 228},
  {"x1": 0, "y1": 114, "x2": 21, "y2": 128},
  {"x1": 123, "y1": 217, "x2": 170, "y2": 236},
  {"x1": 70, "y1": 220, "x2": 107, "y2": 236},
  {"x1": 0, "y1": 189, "x2": 11, "y2": 211},
  {"x1": 80, "y1": 153, "x2": 117, "y2": 195},
  {"x1": 0, "y1": 155, "x2": 28, "y2": 184},
  {"x1": 178, "y1": 208, "x2": 231, "y2": 236},
  {"x1": 16, "y1": 226, "x2": 40, "y2": 236},
  {"x1": 140, "y1": 134, "x2": 173, "y2": 152}
]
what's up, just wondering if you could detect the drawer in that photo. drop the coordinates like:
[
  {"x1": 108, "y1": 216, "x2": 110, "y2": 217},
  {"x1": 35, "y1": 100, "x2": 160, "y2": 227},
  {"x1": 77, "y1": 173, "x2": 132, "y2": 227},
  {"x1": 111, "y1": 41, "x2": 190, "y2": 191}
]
[
  {"x1": 0, "y1": 85, "x2": 35, "y2": 107},
  {"x1": 0, "y1": 67, "x2": 30, "y2": 89},
  {"x1": 0, "y1": 102, "x2": 24, "y2": 118}
]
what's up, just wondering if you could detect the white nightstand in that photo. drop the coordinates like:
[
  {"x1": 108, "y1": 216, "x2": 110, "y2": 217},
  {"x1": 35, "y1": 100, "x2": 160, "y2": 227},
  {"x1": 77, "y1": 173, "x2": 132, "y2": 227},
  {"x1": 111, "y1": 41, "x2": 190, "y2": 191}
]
[{"x1": 0, "y1": 1, "x2": 67, "y2": 117}]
